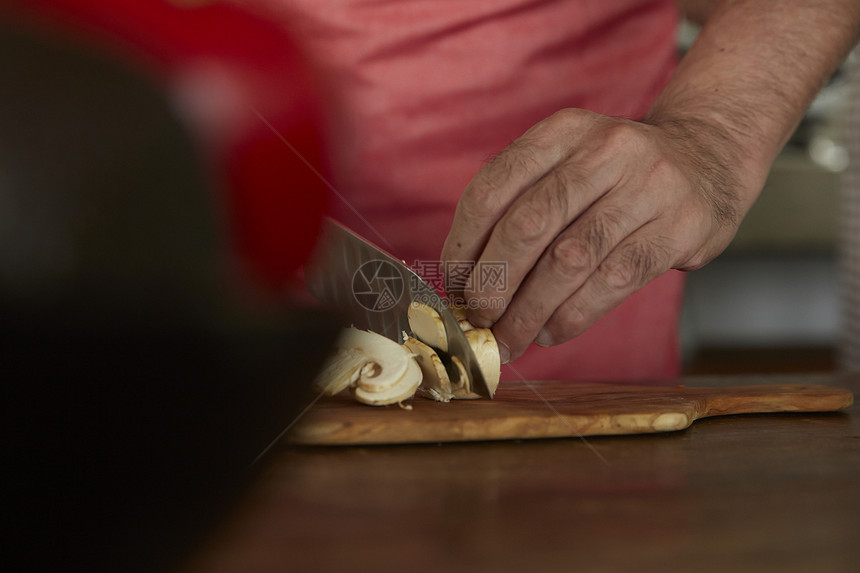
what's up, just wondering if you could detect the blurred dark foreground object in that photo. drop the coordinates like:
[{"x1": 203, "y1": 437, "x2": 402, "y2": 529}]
[{"x1": 1, "y1": 16, "x2": 337, "y2": 573}]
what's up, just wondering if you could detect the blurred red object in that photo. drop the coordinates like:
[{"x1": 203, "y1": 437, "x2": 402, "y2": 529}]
[{"x1": 5, "y1": 0, "x2": 329, "y2": 290}]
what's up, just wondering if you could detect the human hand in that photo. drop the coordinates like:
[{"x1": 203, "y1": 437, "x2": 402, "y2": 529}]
[{"x1": 441, "y1": 108, "x2": 750, "y2": 364}]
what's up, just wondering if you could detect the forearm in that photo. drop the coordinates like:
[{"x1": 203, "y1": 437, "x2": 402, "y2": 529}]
[{"x1": 648, "y1": 0, "x2": 860, "y2": 215}]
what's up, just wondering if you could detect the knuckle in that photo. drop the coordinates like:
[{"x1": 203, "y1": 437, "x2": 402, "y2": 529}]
[
  {"x1": 499, "y1": 199, "x2": 550, "y2": 250},
  {"x1": 599, "y1": 243, "x2": 652, "y2": 291},
  {"x1": 530, "y1": 109, "x2": 597, "y2": 156},
  {"x1": 546, "y1": 108, "x2": 578, "y2": 128},
  {"x1": 600, "y1": 257, "x2": 639, "y2": 291},
  {"x1": 465, "y1": 140, "x2": 549, "y2": 220},
  {"x1": 532, "y1": 169, "x2": 575, "y2": 217},
  {"x1": 548, "y1": 236, "x2": 592, "y2": 279},
  {"x1": 585, "y1": 207, "x2": 628, "y2": 250},
  {"x1": 600, "y1": 240, "x2": 669, "y2": 291},
  {"x1": 487, "y1": 139, "x2": 544, "y2": 182},
  {"x1": 601, "y1": 120, "x2": 646, "y2": 152},
  {"x1": 641, "y1": 156, "x2": 687, "y2": 196},
  {"x1": 648, "y1": 155, "x2": 680, "y2": 181},
  {"x1": 541, "y1": 167, "x2": 575, "y2": 199},
  {"x1": 547, "y1": 107, "x2": 591, "y2": 128},
  {"x1": 547, "y1": 208, "x2": 629, "y2": 279},
  {"x1": 462, "y1": 175, "x2": 504, "y2": 218},
  {"x1": 506, "y1": 138, "x2": 544, "y2": 170}
]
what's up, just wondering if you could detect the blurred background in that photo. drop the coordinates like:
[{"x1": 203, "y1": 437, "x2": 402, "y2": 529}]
[{"x1": 677, "y1": 18, "x2": 860, "y2": 375}]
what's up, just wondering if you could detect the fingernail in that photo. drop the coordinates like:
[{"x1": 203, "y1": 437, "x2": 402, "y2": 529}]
[
  {"x1": 535, "y1": 328, "x2": 553, "y2": 347},
  {"x1": 497, "y1": 340, "x2": 511, "y2": 364}
]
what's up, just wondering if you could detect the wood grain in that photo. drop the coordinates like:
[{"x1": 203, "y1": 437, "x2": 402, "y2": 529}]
[
  {"x1": 286, "y1": 380, "x2": 854, "y2": 445},
  {"x1": 182, "y1": 374, "x2": 860, "y2": 573}
]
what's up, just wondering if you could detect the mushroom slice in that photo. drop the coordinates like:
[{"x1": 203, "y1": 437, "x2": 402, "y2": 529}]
[
  {"x1": 410, "y1": 300, "x2": 502, "y2": 400},
  {"x1": 408, "y1": 301, "x2": 448, "y2": 352},
  {"x1": 465, "y1": 328, "x2": 501, "y2": 395},
  {"x1": 315, "y1": 327, "x2": 423, "y2": 406},
  {"x1": 353, "y1": 356, "x2": 422, "y2": 405},
  {"x1": 313, "y1": 347, "x2": 368, "y2": 396},
  {"x1": 449, "y1": 355, "x2": 481, "y2": 400},
  {"x1": 444, "y1": 328, "x2": 501, "y2": 399},
  {"x1": 403, "y1": 336, "x2": 454, "y2": 403},
  {"x1": 336, "y1": 327, "x2": 410, "y2": 393}
]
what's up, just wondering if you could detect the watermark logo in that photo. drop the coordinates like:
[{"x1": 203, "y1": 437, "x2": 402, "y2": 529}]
[
  {"x1": 352, "y1": 259, "x2": 404, "y2": 312},
  {"x1": 445, "y1": 261, "x2": 475, "y2": 292},
  {"x1": 413, "y1": 260, "x2": 509, "y2": 294},
  {"x1": 477, "y1": 261, "x2": 507, "y2": 292},
  {"x1": 352, "y1": 259, "x2": 509, "y2": 312},
  {"x1": 412, "y1": 260, "x2": 508, "y2": 310}
]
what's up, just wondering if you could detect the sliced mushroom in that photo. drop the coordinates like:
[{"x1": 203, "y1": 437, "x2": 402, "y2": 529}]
[
  {"x1": 408, "y1": 301, "x2": 502, "y2": 400},
  {"x1": 465, "y1": 328, "x2": 501, "y2": 395},
  {"x1": 352, "y1": 356, "x2": 422, "y2": 406},
  {"x1": 315, "y1": 327, "x2": 423, "y2": 406},
  {"x1": 408, "y1": 301, "x2": 448, "y2": 352},
  {"x1": 336, "y1": 327, "x2": 410, "y2": 393},
  {"x1": 402, "y1": 335, "x2": 454, "y2": 403},
  {"x1": 315, "y1": 304, "x2": 501, "y2": 406},
  {"x1": 313, "y1": 346, "x2": 369, "y2": 396},
  {"x1": 449, "y1": 355, "x2": 480, "y2": 399}
]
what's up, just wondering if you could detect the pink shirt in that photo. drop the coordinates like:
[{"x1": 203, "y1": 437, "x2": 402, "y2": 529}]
[{"x1": 245, "y1": 0, "x2": 686, "y2": 382}]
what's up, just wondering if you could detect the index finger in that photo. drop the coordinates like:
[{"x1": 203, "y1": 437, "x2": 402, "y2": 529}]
[{"x1": 440, "y1": 117, "x2": 571, "y2": 289}]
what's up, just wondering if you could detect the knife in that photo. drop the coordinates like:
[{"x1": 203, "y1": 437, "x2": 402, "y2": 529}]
[{"x1": 304, "y1": 217, "x2": 492, "y2": 399}]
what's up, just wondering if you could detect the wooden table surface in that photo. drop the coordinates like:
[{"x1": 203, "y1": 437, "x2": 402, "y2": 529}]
[{"x1": 182, "y1": 373, "x2": 860, "y2": 573}]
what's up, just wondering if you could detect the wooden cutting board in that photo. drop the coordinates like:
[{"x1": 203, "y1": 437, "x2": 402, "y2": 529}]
[{"x1": 285, "y1": 380, "x2": 854, "y2": 446}]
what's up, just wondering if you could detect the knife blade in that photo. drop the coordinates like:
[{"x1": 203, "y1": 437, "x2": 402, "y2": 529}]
[{"x1": 304, "y1": 217, "x2": 492, "y2": 399}]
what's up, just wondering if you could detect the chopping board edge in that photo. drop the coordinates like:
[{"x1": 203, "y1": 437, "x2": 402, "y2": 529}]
[{"x1": 284, "y1": 380, "x2": 855, "y2": 446}]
